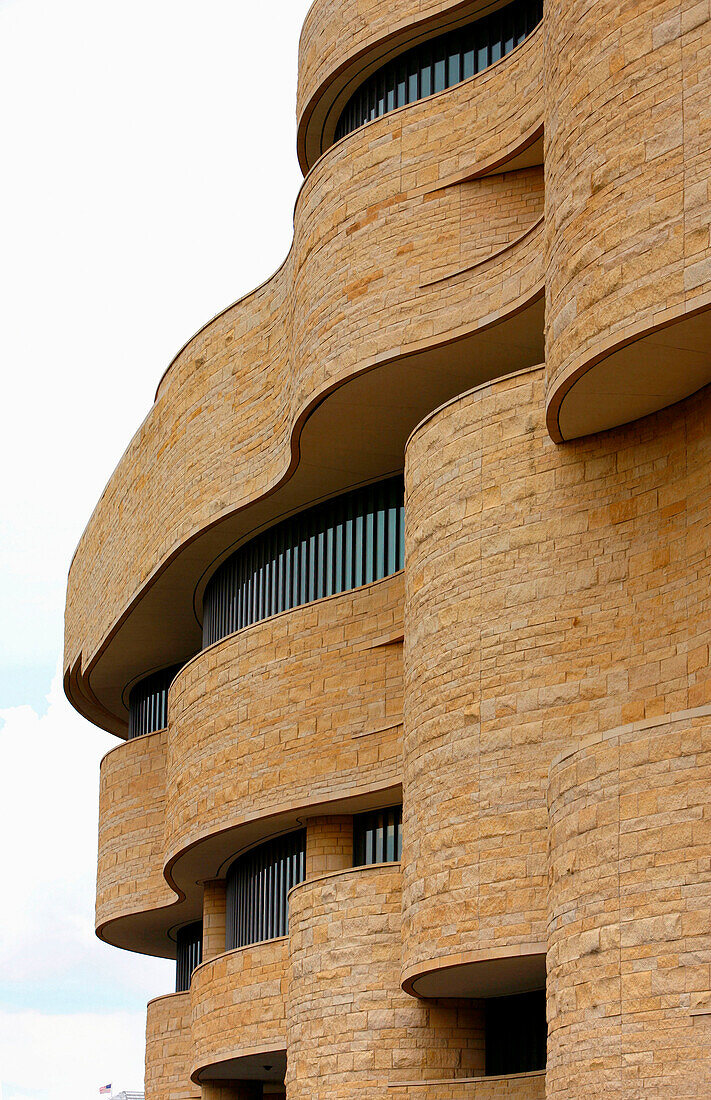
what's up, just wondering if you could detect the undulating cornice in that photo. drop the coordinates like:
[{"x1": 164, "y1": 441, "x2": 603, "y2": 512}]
[
  {"x1": 65, "y1": 27, "x2": 545, "y2": 736},
  {"x1": 96, "y1": 574, "x2": 405, "y2": 957}
]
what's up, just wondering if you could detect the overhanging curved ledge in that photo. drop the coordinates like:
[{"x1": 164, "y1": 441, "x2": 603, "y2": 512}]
[
  {"x1": 297, "y1": 0, "x2": 530, "y2": 172},
  {"x1": 546, "y1": 298, "x2": 711, "y2": 442},
  {"x1": 95, "y1": 575, "x2": 406, "y2": 958},
  {"x1": 65, "y1": 37, "x2": 544, "y2": 736},
  {"x1": 402, "y1": 945, "x2": 546, "y2": 999}
]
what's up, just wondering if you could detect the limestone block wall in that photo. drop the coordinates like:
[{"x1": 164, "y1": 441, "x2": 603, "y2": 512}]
[
  {"x1": 96, "y1": 729, "x2": 174, "y2": 946},
  {"x1": 545, "y1": 0, "x2": 711, "y2": 438},
  {"x1": 387, "y1": 1071, "x2": 545, "y2": 1099},
  {"x1": 402, "y1": 367, "x2": 711, "y2": 992},
  {"x1": 202, "y1": 881, "x2": 226, "y2": 963},
  {"x1": 305, "y1": 815, "x2": 354, "y2": 877},
  {"x1": 64, "y1": 23, "x2": 544, "y2": 735},
  {"x1": 68, "y1": 0, "x2": 711, "y2": 1094},
  {"x1": 286, "y1": 864, "x2": 486, "y2": 1099},
  {"x1": 190, "y1": 940, "x2": 288, "y2": 1080},
  {"x1": 145, "y1": 993, "x2": 200, "y2": 1100},
  {"x1": 166, "y1": 575, "x2": 404, "y2": 865},
  {"x1": 547, "y1": 712, "x2": 711, "y2": 1098}
]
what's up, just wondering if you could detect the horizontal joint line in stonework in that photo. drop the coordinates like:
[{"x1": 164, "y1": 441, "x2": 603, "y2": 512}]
[
  {"x1": 388, "y1": 1069, "x2": 546, "y2": 1088},
  {"x1": 351, "y1": 722, "x2": 401, "y2": 740}
]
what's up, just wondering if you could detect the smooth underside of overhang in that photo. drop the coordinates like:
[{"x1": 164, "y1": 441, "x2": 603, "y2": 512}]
[
  {"x1": 409, "y1": 949, "x2": 547, "y2": 998},
  {"x1": 98, "y1": 784, "x2": 402, "y2": 959},
  {"x1": 196, "y1": 1051, "x2": 287, "y2": 1084},
  {"x1": 83, "y1": 297, "x2": 545, "y2": 735},
  {"x1": 554, "y1": 306, "x2": 711, "y2": 441}
]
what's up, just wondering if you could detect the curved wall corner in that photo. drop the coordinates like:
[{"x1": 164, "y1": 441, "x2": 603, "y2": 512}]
[
  {"x1": 64, "y1": 19, "x2": 544, "y2": 738},
  {"x1": 166, "y1": 574, "x2": 405, "y2": 869},
  {"x1": 96, "y1": 729, "x2": 176, "y2": 955},
  {"x1": 146, "y1": 992, "x2": 200, "y2": 1100},
  {"x1": 545, "y1": 0, "x2": 711, "y2": 440},
  {"x1": 190, "y1": 940, "x2": 288, "y2": 1082},
  {"x1": 286, "y1": 864, "x2": 485, "y2": 1098},
  {"x1": 547, "y1": 711, "x2": 711, "y2": 1099},
  {"x1": 402, "y1": 367, "x2": 711, "y2": 996}
]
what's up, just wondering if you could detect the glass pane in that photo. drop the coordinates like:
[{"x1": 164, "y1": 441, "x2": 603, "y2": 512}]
[
  {"x1": 397, "y1": 64, "x2": 407, "y2": 107},
  {"x1": 448, "y1": 50, "x2": 461, "y2": 86},
  {"x1": 434, "y1": 52, "x2": 446, "y2": 92},
  {"x1": 420, "y1": 56, "x2": 432, "y2": 97}
]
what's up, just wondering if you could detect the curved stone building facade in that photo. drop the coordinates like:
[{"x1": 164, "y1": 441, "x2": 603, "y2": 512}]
[{"x1": 65, "y1": 0, "x2": 711, "y2": 1096}]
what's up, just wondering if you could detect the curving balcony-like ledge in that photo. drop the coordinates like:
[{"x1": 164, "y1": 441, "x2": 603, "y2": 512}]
[
  {"x1": 544, "y1": 0, "x2": 711, "y2": 440},
  {"x1": 165, "y1": 574, "x2": 404, "y2": 890},
  {"x1": 190, "y1": 940, "x2": 288, "y2": 1086},
  {"x1": 387, "y1": 1071, "x2": 545, "y2": 1098},
  {"x1": 297, "y1": 0, "x2": 540, "y2": 171},
  {"x1": 95, "y1": 576, "x2": 404, "y2": 957},
  {"x1": 96, "y1": 729, "x2": 184, "y2": 957},
  {"x1": 145, "y1": 992, "x2": 200, "y2": 1100},
  {"x1": 286, "y1": 863, "x2": 487, "y2": 1099},
  {"x1": 64, "y1": 29, "x2": 545, "y2": 737},
  {"x1": 402, "y1": 366, "x2": 711, "y2": 997}
]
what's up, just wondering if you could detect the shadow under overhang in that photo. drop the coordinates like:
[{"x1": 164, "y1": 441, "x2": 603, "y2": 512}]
[{"x1": 76, "y1": 295, "x2": 545, "y2": 737}]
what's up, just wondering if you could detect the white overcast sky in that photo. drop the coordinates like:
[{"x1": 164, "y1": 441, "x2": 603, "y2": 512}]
[{"x1": 0, "y1": 1, "x2": 312, "y2": 1097}]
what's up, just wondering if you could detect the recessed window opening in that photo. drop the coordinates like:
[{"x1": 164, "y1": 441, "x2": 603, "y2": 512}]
[
  {"x1": 334, "y1": 0, "x2": 543, "y2": 144},
  {"x1": 202, "y1": 476, "x2": 404, "y2": 649},
  {"x1": 485, "y1": 989, "x2": 546, "y2": 1075},
  {"x1": 225, "y1": 830, "x2": 306, "y2": 950},
  {"x1": 128, "y1": 663, "x2": 183, "y2": 739},
  {"x1": 353, "y1": 805, "x2": 403, "y2": 866},
  {"x1": 175, "y1": 921, "x2": 202, "y2": 992}
]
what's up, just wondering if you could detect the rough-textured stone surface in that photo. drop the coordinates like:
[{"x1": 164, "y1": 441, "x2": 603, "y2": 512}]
[
  {"x1": 68, "y1": 0, "x2": 711, "y2": 1095},
  {"x1": 387, "y1": 1071, "x2": 545, "y2": 1098},
  {"x1": 64, "y1": 26, "x2": 544, "y2": 730},
  {"x1": 305, "y1": 815, "x2": 354, "y2": 878},
  {"x1": 286, "y1": 865, "x2": 486, "y2": 1098},
  {"x1": 548, "y1": 713, "x2": 711, "y2": 1097},
  {"x1": 145, "y1": 993, "x2": 200, "y2": 1100},
  {"x1": 202, "y1": 881, "x2": 226, "y2": 963},
  {"x1": 297, "y1": 0, "x2": 492, "y2": 164},
  {"x1": 403, "y1": 367, "x2": 711, "y2": 989},
  {"x1": 96, "y1": 729, "x2": 173, "y2": 938},
  {"x1": 545, "y1": 0, "x2": 711, "y2": 436},
  {"x1": 166, "y1": 575, "x2": 404, "y2": 865},
  {"x1": 190, "y1": 941, "x2": 288, "y2": 1079}
]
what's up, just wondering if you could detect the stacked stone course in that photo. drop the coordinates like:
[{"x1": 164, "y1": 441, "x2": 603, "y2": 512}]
[{"x1": 66, "y1": 0, "x2": 711, "y2": 1096}]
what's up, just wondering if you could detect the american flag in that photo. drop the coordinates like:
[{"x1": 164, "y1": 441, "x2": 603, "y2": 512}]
[{"x1": 99, "y1": 1087, "x2": 112, "y2": 1095}]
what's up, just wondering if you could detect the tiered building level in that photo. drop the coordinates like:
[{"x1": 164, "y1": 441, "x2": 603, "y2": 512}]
[{"x1": 64, "y1": 0, "x2": 711, "y2": 1096}]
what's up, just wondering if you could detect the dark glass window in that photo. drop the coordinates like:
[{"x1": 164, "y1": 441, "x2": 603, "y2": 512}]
[
  {"x1": 128, "y1": 663, "x2": 183, "y2": 739},
  {"x1": 485, "y1": 990, "x2": 547, "y2": 1075},
  {"x1": 175, "y1": 921, "x2": 202, "y2": 993},
  {"x1": 202, "y1": 476, "x2": 404, "y2": 649},
  {"x1": 333, "y1": 0, "x2": 543, "y2": 144},
  {"x1": 226, "y1": 831, "x2": 306, "y2": 950},
  {"x1": 353, "y1": 806, "x2": 403, "y2": 866}
]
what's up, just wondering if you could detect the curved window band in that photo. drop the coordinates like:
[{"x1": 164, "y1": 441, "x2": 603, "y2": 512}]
[
  {"x1": 175, "y1": 921, "x2": 202, "y2": 992},
  {"x1": 202, "y1": 476, "x2": 404, "y2": 649},
  {"x1": 128, "y1": 662, "x2": 183, "y2": 739},
  {"x1": 226, "y1": 831, "x2": 306, "y2": 950},
  {"x1": 354, "y1": 806, "x2": 403, "y2": 866},
  {"x1": 334, "y1": 0, "x2": 543, "y2": 143}
]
